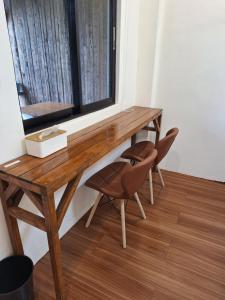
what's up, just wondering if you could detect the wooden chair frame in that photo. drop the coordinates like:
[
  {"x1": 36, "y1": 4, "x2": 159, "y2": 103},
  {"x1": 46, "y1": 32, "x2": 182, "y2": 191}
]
[{"x1": 85, "y1": 192, "x2": 146, "y2": 249}]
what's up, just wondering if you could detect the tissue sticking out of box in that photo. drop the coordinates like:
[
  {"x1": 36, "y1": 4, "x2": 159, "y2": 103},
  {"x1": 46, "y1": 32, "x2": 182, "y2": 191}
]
[
  {"x1": 26, "y1": 127, "x2": 66, "y2": 142},
  {"x1": 38, "y1": 127, "x2": 60, "y2": 141}
]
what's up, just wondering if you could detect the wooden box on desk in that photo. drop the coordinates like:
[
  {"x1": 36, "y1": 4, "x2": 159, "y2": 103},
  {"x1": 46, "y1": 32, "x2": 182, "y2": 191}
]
[{"x1": 25, "y1": 129, "x2": 67, "y2": 158}]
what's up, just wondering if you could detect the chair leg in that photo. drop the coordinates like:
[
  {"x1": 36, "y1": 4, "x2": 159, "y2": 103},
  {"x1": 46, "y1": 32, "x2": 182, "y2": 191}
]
[
  {"x1": 134, "y1": 193, "x2": 146, "y2": 219},
  {"x1": 120, "y1": 199, "x2": 126, "y2": 249},
  {"x1": 85, "y1": 193, "x2": 102, "y2": 228},
  {"x1": 149, "y1": 168, "x2": 154, "y2": 205},
  {"x1": 157, "y1": 166, "x2": 165, "y2": 188}
]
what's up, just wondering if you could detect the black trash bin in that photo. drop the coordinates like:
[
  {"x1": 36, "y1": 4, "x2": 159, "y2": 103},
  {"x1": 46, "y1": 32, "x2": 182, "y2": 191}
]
[{"x1": 0, "y1": 256, "x2": 34, "y2": 300}]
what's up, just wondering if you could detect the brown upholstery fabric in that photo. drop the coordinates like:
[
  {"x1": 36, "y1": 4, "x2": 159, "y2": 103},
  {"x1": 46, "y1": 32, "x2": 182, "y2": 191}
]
[
  {"x1": 155, "y1": 128, "x2": 179, "y2": 165},
  {"x1": 121, "y1": 128, "x2": 179, "y2": 166},
  {"x1": 121, "y1": 141, "x2": 155, "y2": 162},
  {"x1": 85, "y1": 149, "x2": 157, "y2": 199},
  {"x1": 85, "y1": 162, "x2": 132, "y2": 198},
  {"x1": 122, "y1": 149, "x2": 157, "y2": 197}
]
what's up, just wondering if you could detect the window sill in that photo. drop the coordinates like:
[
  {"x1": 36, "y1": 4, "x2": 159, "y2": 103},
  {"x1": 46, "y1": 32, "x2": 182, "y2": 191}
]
[{"x1": 25, "y1": 103, "x2": 121, "y2": 137}]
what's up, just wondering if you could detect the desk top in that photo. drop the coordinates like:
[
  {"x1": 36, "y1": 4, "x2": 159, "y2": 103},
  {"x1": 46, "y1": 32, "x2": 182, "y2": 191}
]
[{"x1": 0, "y1": 106, "x2": 162, "y2": 192}]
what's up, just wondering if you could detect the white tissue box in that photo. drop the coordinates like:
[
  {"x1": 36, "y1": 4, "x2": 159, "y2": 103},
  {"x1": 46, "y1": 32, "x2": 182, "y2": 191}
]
[{"x1": 25, "y1": 129, "x2": 67, "y2": 158}]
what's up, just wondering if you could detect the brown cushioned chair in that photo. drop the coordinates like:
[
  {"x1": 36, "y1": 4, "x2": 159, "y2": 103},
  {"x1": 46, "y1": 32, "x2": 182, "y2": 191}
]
[
  {"x1": 121, "y1": 128, "x2": 179, "y2": 205},
  {"x1": 85, "y1": 149, "x2": 158, "y2": 248}
]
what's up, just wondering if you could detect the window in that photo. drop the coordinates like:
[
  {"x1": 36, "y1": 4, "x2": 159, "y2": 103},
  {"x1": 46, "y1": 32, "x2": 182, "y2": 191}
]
[{"x1": 4, "y1": 0, "x2": 117, "y2": 133}]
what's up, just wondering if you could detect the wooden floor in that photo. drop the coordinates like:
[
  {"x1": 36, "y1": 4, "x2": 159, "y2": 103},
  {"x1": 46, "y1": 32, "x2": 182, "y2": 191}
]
[{"x1": 34, "y1": 170, "x2": 225, "y2": 300}]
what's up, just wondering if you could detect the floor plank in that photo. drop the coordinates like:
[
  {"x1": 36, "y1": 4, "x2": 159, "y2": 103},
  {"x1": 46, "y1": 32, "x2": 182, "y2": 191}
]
[{"x1": 34, "y1": 170, "x2": 225, "y2": 299}]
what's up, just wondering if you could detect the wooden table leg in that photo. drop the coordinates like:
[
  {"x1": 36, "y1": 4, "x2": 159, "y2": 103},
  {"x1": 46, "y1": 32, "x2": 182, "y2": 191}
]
[
  {"x1": 0, "y1": 180, "x2": 24, "y2": 255},
  {"x1": 142, "y1": 113, "x2": 162, "y2": 145},
  {"x1": 131, "y1": 134, "x2": 137, "y2": 146},
  {"x1": 152, "y1": 113, "x2": 162, "y2": 172},
  {"x1": 0, "y1": 174, "x2": 83, "y2": 300},
  {"x1": 42, "y1": 190, "x2": 65, "y2": 300},
  {"x1": 154, "y1": 114, "x2": 162, "y2": 145}
]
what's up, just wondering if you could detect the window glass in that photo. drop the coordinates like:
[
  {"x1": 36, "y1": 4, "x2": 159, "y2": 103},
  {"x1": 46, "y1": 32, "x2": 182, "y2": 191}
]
[
  {"x1": 3, "y1": 0, "x2": 116, "y2": 133},
  {"x1": 75, "y1": 0, "x2": 111, "y2": 105},
  {"x1": 4, "y1": 0, "x2": 74, "y2": 121}
]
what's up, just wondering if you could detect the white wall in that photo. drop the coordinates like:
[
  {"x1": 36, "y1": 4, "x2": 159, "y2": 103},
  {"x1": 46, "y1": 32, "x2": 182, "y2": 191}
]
[
  {"x1": 135, "y1": 0, "x2": 159, "y2": 107},
  {"x1": 0, "y1": 0, "x2": 26, "y2": 259},
  {"x1": 152, "y1": 0, "x2": 225, "y2": 181},
  {"x1": 0, "y1": 0, "x2": 141, "y2": 262}
]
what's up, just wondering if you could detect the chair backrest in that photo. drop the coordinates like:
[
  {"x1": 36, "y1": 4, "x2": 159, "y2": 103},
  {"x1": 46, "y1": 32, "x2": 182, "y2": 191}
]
[
  {"x1": 155, "y1": 128, "x2": 179, "y2": 165},
  {"x1": 121, "y1": 149, "x2": 157, "y2": 197}
]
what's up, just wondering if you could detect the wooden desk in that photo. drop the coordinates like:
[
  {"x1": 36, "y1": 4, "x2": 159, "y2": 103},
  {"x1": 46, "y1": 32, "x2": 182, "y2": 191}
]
[{"x1": 0, "y1": 106, "x2": 162, "y2": 299}]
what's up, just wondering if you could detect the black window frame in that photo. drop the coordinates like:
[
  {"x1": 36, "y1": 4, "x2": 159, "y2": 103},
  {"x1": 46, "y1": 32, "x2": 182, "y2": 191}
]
[{"x1": 21, "y1": 0, "x2": 117, "y2": 134}]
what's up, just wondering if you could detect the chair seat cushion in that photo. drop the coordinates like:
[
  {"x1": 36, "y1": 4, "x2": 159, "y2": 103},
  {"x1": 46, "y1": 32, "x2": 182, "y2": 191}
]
[
  {"x1": 85, "y1": 161, "x2": 132, "y2": 198},
  {"x1": 121, "y1": 141, "x2": 155, "y2": 162}
]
